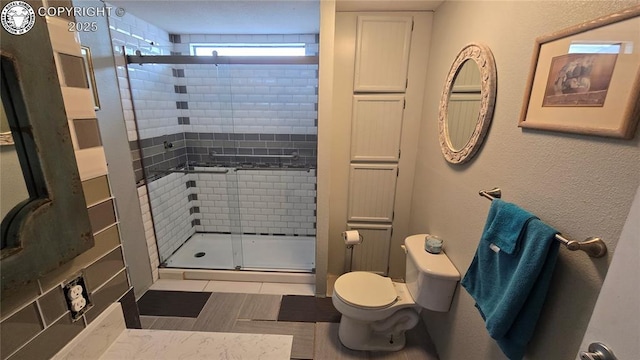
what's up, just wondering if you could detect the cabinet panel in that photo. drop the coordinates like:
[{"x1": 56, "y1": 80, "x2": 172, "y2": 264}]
[
  {"x1": 351, "y1": 95, "x2": 404, "y2": 162},
  {"x1": 354, "y1": 15, "x2": 413, "y2": 92},
  {"x1": 347, "y1": 164, "x2": 397, "y2": 222},
  {"x1": 347, "y1": 223, "x2": 392, "y2": 275}
]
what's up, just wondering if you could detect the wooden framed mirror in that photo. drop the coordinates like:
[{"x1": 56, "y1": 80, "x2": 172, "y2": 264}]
[{"x1": 438, "y1": 43, "x2": 497, "y2": 164}]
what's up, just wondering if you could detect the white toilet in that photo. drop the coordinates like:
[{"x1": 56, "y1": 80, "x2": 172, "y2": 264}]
[{"x1": 332, "y1": 234, "x2": 460, "y2": 351}]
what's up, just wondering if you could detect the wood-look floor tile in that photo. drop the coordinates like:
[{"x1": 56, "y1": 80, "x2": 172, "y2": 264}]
[
  {"x1": 238, "y1": 294, "x2": 282, "y2": 321},
  {"x1": 139, "y1": 316, "x2": 158, "y2": 329},
  {"x1": 150, "y1": 316, "x2": 197, "y2": 331},
  {"x1": 402, "y1": 320, "x2": 439, "y2": 360},
  {"x1": 314, "y1": 321, "x2": 438, "y2": 360},
  {"x1": 232, "y1": 320, "x2": 314, "y2": 359},
  {"x1": 314, "y1": 322, "x2": 368, "y2": 360},
  {"x1": 192, "y1": 293, "x2": 247, "y2": 332}
]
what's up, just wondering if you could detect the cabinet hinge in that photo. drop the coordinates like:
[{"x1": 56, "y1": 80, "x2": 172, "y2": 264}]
[
  {"x1": 396, "y1": 168, "x2": 399, "y2": 177},
  {"x1": 411, "y1": 20, "x2": 414, "y2": 31},
  {"x1": 403, "y1": 98, "x2": 406, "y2": 109},
  {"x1": 398, "y1": 149, "x2": 401, "y2": 159},
  {"x1": 405, "y1": 78, "x2": 408, "y2": 90}
]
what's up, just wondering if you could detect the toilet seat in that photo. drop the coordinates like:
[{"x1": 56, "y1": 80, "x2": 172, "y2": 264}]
[{"x1": 333, "y1": 272, "x2": 398, "y2": 309}]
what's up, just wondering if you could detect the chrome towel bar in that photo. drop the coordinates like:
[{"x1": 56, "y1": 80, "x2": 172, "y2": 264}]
[{"x1": 479, "y1": 188, "x2": 607, "y2": 258}]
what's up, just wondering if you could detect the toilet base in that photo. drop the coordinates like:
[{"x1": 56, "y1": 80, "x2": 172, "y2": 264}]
[{"x1": 337, "y1": 308, "x2": 419, "y2": 352}]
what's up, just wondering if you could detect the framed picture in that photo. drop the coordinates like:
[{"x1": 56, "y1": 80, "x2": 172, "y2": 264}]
[
  {"x1": 80, "y1": 46, "x2": 100, "y2": 110},
  {"x1": 519, "y1": 6, "x2": 640, "y2": 139}
]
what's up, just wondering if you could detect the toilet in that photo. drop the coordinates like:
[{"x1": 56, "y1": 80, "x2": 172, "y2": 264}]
[{"x1": 332, "y1": 234, "x2": 460, "y2": 351}]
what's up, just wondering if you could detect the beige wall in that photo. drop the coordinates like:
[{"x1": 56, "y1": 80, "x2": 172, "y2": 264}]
[{"x1": 412, "y1": 1, "x2": 640, "y2": 359}]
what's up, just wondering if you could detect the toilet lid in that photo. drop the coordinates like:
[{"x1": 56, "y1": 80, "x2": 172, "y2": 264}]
[{"x1": 333, "y1": 272, "x2": 397, "y2": 309}]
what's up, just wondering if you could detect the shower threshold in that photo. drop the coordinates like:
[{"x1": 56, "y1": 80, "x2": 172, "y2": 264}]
[
  {"x1": 161, "y1": 233, "x2": 316, "y2": 282},
  {"x1": 159, "y1": 268, "x2": 315, "y2": 285}
]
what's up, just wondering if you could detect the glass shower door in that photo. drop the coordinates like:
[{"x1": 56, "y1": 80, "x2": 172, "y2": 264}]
[{"x1": 227, "y1": 63, "x2": 317, "y2": 272}]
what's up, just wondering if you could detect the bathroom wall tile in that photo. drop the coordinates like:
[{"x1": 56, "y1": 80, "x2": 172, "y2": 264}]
[
  {"x1": 237, "y1": 294, "x2": 282, "y2": 321},
  {"x1": 73, "y1": 118, "x2": 102, "y2": 149},
  {"x1": 231, "y1": 320, "x2": 314, "y2": 360},
  {"x1": 0, "y1": 303, "x2": 44, "y2": 358},
  {"x1": 84, "y1": 248, "x2": 125, "y2": 292},
  {"x1": 81, "y1": 175, "x2": 111, "y2": 206},
  {"x1": 6, "y1": 313, "x2": 83, "y2": 360},
  {"x1": 93, "y1": 224, "x2": 121, "y2": 250},
  {"x1": 88, "y1": 199, "x2": 117, "y2": 234},
  {"x1": 0, "y1": 282, "x2": 40, "y2": 322},
  {"x1": 38, "y1": 286, "x2": 67, "y2": 327},
  {"x1": 37, "y1": 224, "x2": 121, "y2": 293},
  {"x1": 84, "y1": 271, "x2": 129, "y2": 324},
  {"x1": 192, "y1": 293, "x2": 247, "y2": 332},
  {"x1": 58, "y1": 53, "x2": 89, "y2": 88}
]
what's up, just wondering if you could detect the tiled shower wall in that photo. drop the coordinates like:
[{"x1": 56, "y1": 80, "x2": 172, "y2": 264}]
[
  {"x1": 108, "y1": 9, "x2": 318, "y2": 264},
  {"x1": 146, "y1": 172, "x2": 194, "y2": 263},
  {"x1": 191, "y1": 168, "x2": 316, "y2": 236}
]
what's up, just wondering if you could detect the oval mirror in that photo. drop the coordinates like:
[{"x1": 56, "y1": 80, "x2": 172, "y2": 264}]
[{"x1": 438, "y1": 43, "x2": 496, "y2": 164}]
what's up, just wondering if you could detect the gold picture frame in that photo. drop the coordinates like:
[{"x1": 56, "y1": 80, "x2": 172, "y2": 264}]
[
  {"x1": 80, "y1": 46, "x2": 100, "y2": 110},
  {"x1": 519, "y1": 6, "x2": 640, "y2": 139}
]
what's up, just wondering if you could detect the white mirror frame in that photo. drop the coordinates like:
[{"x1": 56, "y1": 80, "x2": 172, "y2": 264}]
[{"x1": 438, "y1": 43, "x2": 497, "y2": 164}]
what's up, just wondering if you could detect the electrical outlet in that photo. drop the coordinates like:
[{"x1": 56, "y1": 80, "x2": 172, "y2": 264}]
[
  {"x1": 70, "y1": 297, "x2": 87, "y2": 312},
  {"x1": 67, "y1": 285, "x2": 83, "y2": 300},
  {"x1": 64, "y1": 275, "x2": 91, "y2": 320}
]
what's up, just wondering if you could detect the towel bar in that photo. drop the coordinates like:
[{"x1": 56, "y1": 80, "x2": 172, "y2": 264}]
[{"x1": 479, "y1": 188, "x2": 607, "y2": 258}]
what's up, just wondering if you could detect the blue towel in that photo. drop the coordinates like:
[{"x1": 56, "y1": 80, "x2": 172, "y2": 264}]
[{"x1": 461, "y1": 199, "x2": 560, "y2": 360}]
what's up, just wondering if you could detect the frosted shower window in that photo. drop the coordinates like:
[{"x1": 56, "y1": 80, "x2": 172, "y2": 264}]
[{"x1": 190, "y1": 43, "x2": 306, "y2": 56}]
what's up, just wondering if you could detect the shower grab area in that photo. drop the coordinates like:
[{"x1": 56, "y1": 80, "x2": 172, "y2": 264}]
[{"x1": 122, "y1": 36, "x2": 318, "y2": 273}]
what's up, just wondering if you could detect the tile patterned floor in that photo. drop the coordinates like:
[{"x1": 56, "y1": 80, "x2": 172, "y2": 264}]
[{"x1": 138, "y1": 280, "x2": 439, "y2": 360}]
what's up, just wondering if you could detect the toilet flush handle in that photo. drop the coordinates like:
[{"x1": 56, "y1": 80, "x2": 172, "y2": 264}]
[{"x1": 400, "y1": 245, "x2": 407, "y2": 254}]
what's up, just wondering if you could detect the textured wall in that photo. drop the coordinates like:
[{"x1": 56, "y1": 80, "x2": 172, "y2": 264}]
[{"x1": 410, "y1": 1, "x2": 640, "y2": 359}]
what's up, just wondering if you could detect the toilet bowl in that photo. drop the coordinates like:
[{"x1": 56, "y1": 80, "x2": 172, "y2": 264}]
[{"x1": 331, "y1": 234, "x2": 460, "y2": 352}]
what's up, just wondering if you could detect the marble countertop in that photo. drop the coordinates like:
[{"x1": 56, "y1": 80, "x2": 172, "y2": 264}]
[{"x1": 100, "y1": 329, "x2": 293, "y2": 360}]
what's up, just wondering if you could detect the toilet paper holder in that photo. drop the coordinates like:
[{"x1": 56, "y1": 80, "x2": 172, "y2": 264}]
[
  {"x1": 343, "y1": 230, "x2": 364, "y2": 273},
  {"x1": 343, "y1": 230, "x2": 363, "y2": 249}
]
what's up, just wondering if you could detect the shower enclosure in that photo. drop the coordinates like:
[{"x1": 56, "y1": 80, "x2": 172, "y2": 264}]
[{"x1": 126, "y1": 48, "x2": 318, "y2": 273}]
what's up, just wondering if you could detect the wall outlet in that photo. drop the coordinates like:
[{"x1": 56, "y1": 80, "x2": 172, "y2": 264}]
[
  {"x1": 64, "y1": 275, "x2": 91, "y2": 320},
  {"x1": 70, "y1": 297, "x2": 87, "y2": 312}
]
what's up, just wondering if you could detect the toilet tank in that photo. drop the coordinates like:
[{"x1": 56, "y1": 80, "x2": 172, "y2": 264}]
[{"x1": 405, "y1": 234, "x2": 460, "y2": 312}]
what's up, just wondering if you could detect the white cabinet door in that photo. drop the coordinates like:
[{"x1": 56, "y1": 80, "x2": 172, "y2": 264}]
[
  {"x1": 347, "y1": 223, "x2": 393, "y2": 275},
  {"x1": 347, "y1": 163, "x2": 398, "y2": 222},
  {"x1": 353, "y1": 15, "x2": 413, "y2": 92},
  {"x1": 350, "y1": 94, "x2": 405, "y2": 162}
]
